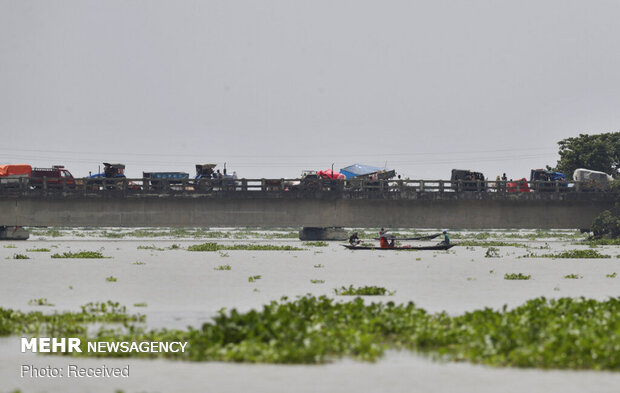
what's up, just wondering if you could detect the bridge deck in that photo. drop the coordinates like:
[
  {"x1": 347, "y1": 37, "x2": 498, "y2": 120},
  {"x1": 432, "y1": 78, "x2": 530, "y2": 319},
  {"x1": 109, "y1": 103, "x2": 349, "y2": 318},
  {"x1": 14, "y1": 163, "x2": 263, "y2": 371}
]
[{"x1": 0, "y1": 178, "x2": 616, "y2": 229}]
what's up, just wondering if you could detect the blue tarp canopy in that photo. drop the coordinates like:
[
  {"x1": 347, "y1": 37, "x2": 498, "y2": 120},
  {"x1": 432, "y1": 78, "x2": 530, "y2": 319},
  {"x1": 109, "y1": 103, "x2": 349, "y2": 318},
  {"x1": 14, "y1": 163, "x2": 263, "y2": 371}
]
[{"x1": 340, "y1": 164, "x2": 385, "y2": 179}]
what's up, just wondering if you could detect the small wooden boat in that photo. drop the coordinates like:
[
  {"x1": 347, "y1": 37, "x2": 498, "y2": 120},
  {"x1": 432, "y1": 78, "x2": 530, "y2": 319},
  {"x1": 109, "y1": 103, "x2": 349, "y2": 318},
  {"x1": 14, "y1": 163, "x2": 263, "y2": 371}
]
[
  {"x1": 372, "y1": 233, "x2": 440, "y2": 241},
  {"x1": 343, "y1": 244, "x2": 455, "y2": 251}
]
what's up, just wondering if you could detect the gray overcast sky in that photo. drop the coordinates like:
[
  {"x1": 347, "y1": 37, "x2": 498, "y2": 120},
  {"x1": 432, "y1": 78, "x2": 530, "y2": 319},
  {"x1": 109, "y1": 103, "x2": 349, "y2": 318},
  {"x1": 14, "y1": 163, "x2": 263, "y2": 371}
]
[{"x1": 2, "y1": 0, "x2": 620, "y2": 179}]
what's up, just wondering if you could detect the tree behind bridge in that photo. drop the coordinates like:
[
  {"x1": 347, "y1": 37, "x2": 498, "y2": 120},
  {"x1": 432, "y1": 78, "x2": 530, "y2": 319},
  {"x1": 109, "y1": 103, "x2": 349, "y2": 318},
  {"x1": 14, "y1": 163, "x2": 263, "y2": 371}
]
[{"x1": 551, "y1": 132, "x2": 620, "y2": 179}]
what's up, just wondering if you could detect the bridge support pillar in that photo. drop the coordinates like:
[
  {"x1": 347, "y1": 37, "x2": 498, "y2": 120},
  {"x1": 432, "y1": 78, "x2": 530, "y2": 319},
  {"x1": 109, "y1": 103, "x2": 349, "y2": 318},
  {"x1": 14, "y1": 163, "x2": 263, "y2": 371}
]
[
  {"x1": 0, "y1": 226, "x2": 29, "y2": 240},
  {"x1": 299, "y1": 227, "x2": 348, "y2": 241}
]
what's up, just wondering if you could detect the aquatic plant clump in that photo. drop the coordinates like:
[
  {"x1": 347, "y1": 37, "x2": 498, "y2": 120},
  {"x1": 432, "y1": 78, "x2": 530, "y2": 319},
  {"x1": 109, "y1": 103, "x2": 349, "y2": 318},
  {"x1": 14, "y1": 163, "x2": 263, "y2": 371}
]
[
  {"x1": 334, "y1": 285, "x2": 394, "y2": 296},
  {"x1": 525, "y1": 249, "x2": 611, "y2": 259},
  {"x1": 12, "y1": 254, "x2": 30, "y2": 260},
  {"x1": 303, "y1": 241, "x2": 329, "y2": 247},
  {"x1": 188, "y1": 242, "x2": 304, "y2": 251},
  {"x1": 51, "y1": 251, "x2": 107, "y2": 259},
  {"x1": 504, "y1": 273, "x2": 531, "y2": 280},
  {"x1": 26, "y1": 248, "x2": 51, "y2": 252},
  {"x1": 19, "y1": 296, "x2": 617, "y2": 370},
  {"x1": 28, "y1": 298, "x2": 54, "y2": 307},
  {"x1": 484, "y1": 247, "x2": 500, "y2": 258},
  {"x1": 0, "y1": 301, "x2": 143, "y2": 337},
  {"x1": 456, "y1": 241, "x2": 527, "y2": 248}
]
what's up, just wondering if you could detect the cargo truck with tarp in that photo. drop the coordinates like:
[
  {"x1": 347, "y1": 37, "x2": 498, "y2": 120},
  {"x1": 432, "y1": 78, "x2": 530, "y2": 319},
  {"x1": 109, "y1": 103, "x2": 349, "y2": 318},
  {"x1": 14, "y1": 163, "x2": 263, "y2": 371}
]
[
  {"x1": 339, "y1": 164, "x2": 395, "y2": 180},
  {"x1": 573, "y1": 168, "x2": 613, "y2": 191},
  {"x1": 0, "y1": 164, "x2": 32, "y2": 185},
  {"x1": 340, "y1": 164, "x2": 396, "y2": 192},
  {"x1": 530, "y1": 169, "x2": 567, "y2": 192}
]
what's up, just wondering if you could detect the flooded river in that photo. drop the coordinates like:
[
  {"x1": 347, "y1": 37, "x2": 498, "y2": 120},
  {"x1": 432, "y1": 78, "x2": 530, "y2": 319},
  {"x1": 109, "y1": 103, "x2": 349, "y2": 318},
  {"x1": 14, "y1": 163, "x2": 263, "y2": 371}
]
[{"x1": 1, "y1": 228, "x2": 619, "y2": 392}]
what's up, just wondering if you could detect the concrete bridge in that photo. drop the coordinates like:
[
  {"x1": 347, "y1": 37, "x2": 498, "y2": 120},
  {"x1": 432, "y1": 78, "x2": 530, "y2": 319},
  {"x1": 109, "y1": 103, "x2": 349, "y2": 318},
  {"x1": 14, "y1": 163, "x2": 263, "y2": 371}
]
[{"x1": 0, "y1": 178, "x2": 616, "y2": 230}]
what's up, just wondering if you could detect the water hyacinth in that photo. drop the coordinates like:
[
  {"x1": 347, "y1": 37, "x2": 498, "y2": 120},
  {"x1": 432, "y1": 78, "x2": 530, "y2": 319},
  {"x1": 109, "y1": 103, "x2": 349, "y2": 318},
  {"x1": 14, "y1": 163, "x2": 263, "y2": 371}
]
[
  {"x1": 188, "y1": 242, "x2": 304, "y2": 252},
  {"x1": 51, "y1": 251, "x2": 107, "y2": 259},
  {"x1": 2, "y1": 296, "x2": 616, "y2": 370}
]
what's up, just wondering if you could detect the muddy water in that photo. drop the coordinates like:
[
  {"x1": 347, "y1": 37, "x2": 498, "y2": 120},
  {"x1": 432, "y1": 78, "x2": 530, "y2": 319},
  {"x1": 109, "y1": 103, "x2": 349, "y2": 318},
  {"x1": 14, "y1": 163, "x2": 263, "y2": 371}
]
[{"x1": 1, "y1": 229, "x2": 619, "y2": 392}]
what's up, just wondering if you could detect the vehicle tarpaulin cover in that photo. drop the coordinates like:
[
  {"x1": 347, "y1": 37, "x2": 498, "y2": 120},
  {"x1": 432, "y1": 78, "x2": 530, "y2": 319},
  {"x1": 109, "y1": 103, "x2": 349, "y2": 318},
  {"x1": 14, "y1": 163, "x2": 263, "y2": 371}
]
[
  {"x1": 318, "y1": 170, "x2": 345, "y2": 179},
  {"x1": 339, "y1": 164, "x2": 384, "y2": 179},
  {"x1": 573, "y1": 168, "x2": 613, "y2": 182},
  {"x1": 0, "y1": 164, "x2": 32, "y2": 177}
]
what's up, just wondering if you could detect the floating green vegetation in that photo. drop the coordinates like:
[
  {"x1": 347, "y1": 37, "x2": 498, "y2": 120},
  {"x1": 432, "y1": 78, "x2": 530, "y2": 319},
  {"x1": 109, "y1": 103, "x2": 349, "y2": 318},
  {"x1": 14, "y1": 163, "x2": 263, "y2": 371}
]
[
  {"x1": 188, "y1": 242, "x2": 304, "y2": 251},
  {"x1": 218, "y1": 251, "x2": 229, "y2": 257},
  {"x1": 133, "y1": 303, "x2": 147, "y2": 307},
  {"x1": 310, "y1": 279, "x2": 325, "y2": 284},
  {"x1": 504, "y1": 273, "x2": 531, "y2": 280},
  {"x1": 334, "y1": 285, "x2": 394, "y2": 296},
  {"x1": 30, "y1": 229, "x2": 63, "y2": 237},
  {"x1": 137, "y1": 245, "x2": 165, "y2": 251},
  {"x1": 303, "y1": 241, "x2": 328, "y2": 247},
  {"x1": 524, "y1": 249, "x2": 611, "y2": 259},
  {"x1": 133, "y1": 261, "x2": 146, "y2": 265},
  {"x1": 28, "y1": 298, "x2": 54, "y2": 307},
  {"x1": 606, "y1": 272, "x2": 617, "y2": 278},
  {"x1": 313, "y1": 264, "x2": 324, "y2": 268},
  {"x1": 12, "y1": 254, "x2": 30, "y2": 260},
  {"x1": 99, "y1": 231, "x2": 125, "y2": 238},
  {"x1": 51, "y1": 251, "x2": 107, "y2": 259},
  {"x1": 248, "y1": 275, "x2": 262, "y2": 282},
  {"x1": 214, "y1": 264, "x2": 231, "y2": 271},
  {"x1": 96, "y1": 228, "x2": 300, "y2": 240},
  {"x1": 105, "y1": 276, "x2": 117, "y2": 282},
  {"x1": 169, "y1": 244, "x2": 181, "y2": 249},
  {"x1": 581, "y1": 238, "x2": 620, "y2": 246},
  {"x1": 484, "y1": 247, "x2": 500, "y2": 258},
  {"x1": 564, "y1": 274, "x2": 582, "y2": 279},
  {"x1": 457, "y1": 241, "x2": 527, "y2": 248},
  {"x1": 3, "y1": 244, "x2": 16, "y2": 248},
  {"x1": 26, "y1": 248, "x2": 50, "y2": 252},
  {"x1": 25, "y1": 296, "x2": 618, "y2": 369},
  {"x1": 449, "y1": 230, "x2": 584, "y2": 241},
  {"x1": 0, "y1": 301, "x2": 143, "y2": 336}
]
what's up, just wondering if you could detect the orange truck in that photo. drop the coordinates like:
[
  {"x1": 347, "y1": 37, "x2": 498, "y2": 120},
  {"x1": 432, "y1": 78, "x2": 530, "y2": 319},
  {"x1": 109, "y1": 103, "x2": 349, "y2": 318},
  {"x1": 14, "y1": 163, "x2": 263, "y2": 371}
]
[{"x1": 0, "y1": 164, "x2": 32, "y2": 184}]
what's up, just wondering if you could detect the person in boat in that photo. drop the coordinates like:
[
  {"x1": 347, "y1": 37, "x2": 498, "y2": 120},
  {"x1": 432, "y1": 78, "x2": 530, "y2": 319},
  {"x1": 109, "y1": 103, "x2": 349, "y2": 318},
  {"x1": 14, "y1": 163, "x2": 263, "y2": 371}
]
[
  {"x1": 379, "y1": 228, "x2": 389, "y2": 248},
  {"x1": 439, "y1": 230, "x2": 450, "y2": 246},
  {"x1": 349, "y1": 232, "x2": 361, "y2": 246}
]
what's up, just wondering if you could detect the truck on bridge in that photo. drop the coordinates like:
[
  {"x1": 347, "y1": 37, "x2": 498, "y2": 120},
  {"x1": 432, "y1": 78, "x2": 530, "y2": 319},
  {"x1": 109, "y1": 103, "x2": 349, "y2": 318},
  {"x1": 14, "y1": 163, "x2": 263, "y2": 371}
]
[
  {"x1": 0, "y1": 164, "x2": 31, "y2": 185},
  {"x1": 143, "y1": 171, "x2": 190, "y2": 190},
  {"x1": 31, "y1": 166, "x2": 75, "y2": 189}
]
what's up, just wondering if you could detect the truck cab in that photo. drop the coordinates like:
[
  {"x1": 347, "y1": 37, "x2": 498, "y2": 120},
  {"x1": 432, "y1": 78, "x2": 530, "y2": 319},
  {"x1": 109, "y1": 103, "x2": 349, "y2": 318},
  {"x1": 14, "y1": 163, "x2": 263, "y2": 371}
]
[
  {"x1": 451, "y1": 169, "x2": 486, "y2": 191},
  {"x1": 31, "y1": 166, "x2": 75, "y2": 188}
]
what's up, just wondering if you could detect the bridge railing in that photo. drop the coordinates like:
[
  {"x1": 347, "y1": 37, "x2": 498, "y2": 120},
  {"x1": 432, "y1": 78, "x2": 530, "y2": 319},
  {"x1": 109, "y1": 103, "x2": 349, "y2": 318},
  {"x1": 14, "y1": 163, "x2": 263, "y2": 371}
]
[{"x1": 0, "y1": 177, "x2": 614, "y2": 196}]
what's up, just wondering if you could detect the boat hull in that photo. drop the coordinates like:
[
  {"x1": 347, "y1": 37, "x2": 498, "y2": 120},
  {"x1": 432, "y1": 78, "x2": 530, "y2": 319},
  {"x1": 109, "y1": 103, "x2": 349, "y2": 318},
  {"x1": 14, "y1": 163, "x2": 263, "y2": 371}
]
[{"x1": 342, "y1": 244, "x2": 454, "y2": 251}]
